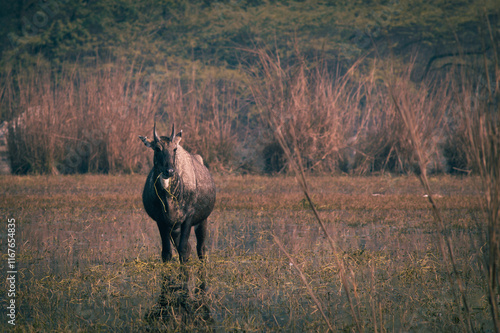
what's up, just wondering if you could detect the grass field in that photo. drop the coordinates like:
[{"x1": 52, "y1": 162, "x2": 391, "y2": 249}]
[{"x1": 0, "y1": 174, "x2": 493, "y2": 331}]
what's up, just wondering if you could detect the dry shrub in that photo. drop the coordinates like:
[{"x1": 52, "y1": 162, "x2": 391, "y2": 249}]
[
  {"x1": 247, "y1": 48, "x2": 450, "y2": 176},
  {"x1": 159, "y1": 74, "x2": 239, "y2": 172},
  {"x1": 4, "y1": 63, "x2": 160, "y2": 174},
  {"x1": 6, "y1": 66, "x2": 70, "y2": 174},
  {"x1": 442, "y1": 123, "x2": 473, "y2": 174},
  {"x1": 2, "y1": 62, "x2": 240, "y2": 174},
  {"x1": 64, "y1": 66, "x2": 159, "y2": 173},
  {"x1": 248, "y1": 48, "x2": 365, "y2": 174},
  {"x1": 354, "y1": 81, "x2": 407, "y2": 174},
  {"x1": 355, "y1": 61, "x2": 449, "y2": 175}
]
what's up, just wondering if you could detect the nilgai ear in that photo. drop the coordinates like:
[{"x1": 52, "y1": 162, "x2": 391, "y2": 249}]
[
  {"x1": 139, "y1": 135, "x2": 154, "y2": 149},
  {"x1": 174, "y1": 130, "x2": 182, "y2": 145}
]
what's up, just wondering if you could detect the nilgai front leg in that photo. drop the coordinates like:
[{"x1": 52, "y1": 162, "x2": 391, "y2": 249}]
[{"x1": 177, "y1": 219, "x2": 193, "y2": 264}]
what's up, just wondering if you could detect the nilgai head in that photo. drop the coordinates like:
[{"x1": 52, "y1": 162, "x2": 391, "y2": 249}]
[{"x1": 140, "y1": 122, "x2": 182, "y2": 179}]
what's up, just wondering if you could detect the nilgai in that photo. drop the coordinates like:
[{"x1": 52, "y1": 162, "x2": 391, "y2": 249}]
[{"x1": 140, "y1": 123, "x2": 216, "y2": 263}]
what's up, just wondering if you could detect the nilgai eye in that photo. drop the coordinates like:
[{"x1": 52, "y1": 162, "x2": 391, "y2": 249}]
[{"x1": 155, "y1": 146, "x2": 162, "y2": 152}]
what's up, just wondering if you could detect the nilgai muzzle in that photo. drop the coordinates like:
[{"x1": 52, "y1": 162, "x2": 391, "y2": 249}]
[{"x1": 140, "y1": 123, "x2": 216, "y2": 263}]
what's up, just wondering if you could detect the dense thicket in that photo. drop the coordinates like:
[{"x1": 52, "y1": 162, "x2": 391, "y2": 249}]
[
  {"x1": 0, "y1": 0, "x2": 498, "y2": 174},
  {"x1": 2, "y1": 1, "x2": 497, "y2": 72}
]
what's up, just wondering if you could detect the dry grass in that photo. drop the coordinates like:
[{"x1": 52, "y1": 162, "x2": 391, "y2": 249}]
[
  {"x1": 387, "y1": 60, "x2": 475, "y2": 331},
  {"x1": 0, "y1": 53, "x2": 487, "y2": 177},
  {"x1": 1, "y1": 62, "x2": 240, "y2": 175},
  {"x1": 161, "y1": 74, "x2": 240, "y2": 171},
  {"x1": 452, "y1": 19, "x2": 500, "y2": 330},
  {"x1": 384, "y1": 22, "x2": 500, "y2": 332},
  {"x1": 4, "y1": 62, "x2": 159, "y2": 174},
  {"x1": 0, "y1": 174, "x2": 491, "y2": 332},
  {"x1": 248, "y1": 47, "x2": 366, "y2": 173}
]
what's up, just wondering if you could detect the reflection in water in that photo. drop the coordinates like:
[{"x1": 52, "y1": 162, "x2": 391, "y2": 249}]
[{"x1": 145, "y1": 266, "x2": 212, "y2": 328}]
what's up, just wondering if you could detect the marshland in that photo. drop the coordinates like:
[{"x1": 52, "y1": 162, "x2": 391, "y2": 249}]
[
  {"x1": 0, "y1": 174, "x2": 491, "y2": 331},
  {"x1": 1, "y1": 1, "x2": 499, "y2": 332}
]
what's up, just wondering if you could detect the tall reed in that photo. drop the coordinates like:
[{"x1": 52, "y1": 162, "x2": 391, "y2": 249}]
[
  {"x1": 249, "y1": 47, "x2": 365, "y2": 331},
  {"x1": 160, "y1": 73, "x2": 239, "y2": 172},
  {"x1": 453, "y1": 17, "x2": 500, "y2": 330},
  {"x1": 2, "y1": 63, "x2": 239, "y2": 174},
  {"x1": 248, "y1": 48, "x2": 366, "y2": 174},
  {"x1": 386, "y1": 61, "x2": 474, "y2": 331},
  {"x1": 4, "y1": 62, "x2": 159, "y2": 174}
]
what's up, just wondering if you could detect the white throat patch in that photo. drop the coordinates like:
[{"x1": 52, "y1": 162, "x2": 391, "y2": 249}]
[{"x1": 160, "y1": 176, "x2": 170, "y2": 190}]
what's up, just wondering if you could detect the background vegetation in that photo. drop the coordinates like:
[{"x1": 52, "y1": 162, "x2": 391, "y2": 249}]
[{"x1": 0, "y1": 0, "x2": 498, "y2": 175}]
